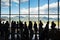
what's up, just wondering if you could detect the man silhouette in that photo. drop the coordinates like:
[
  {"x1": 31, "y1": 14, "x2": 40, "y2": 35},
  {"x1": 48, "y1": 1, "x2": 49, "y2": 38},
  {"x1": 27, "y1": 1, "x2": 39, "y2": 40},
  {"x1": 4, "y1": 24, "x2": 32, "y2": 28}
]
[
  {"x1": 28, "y1": 21, "x2": 32, "y2": 30},
  {"x1": 19, "y1": 21, "x2": 23, "y2": 40},
  {"x1": 23, "y1": 22, "x2": 29, "y2": 40},
  {"x1": 0, "y1": 21, "x2": 2, "y2": 32},
  {"x1": 50, "y1": 21, "x2": 56, "y2": 40},
  {"x1": 44, "y1": 21, "x2": 49, "y2": 40},
  {"x1": 0, "y1": 21, "x2": 2, "y2": 37},
  {"x1": 39, "y1": 20, "x2": 43, "y2": 31},
  {"x1": 28, "y1": 21, "x2": 33, "y2": 40},
  {"x1": 39, "y1": 20, "x2": 43, "y2": 40},
  {"x1": 11, "y1": 21, "x2": 16, "y2": 40},
  {"x1": 16, "y1": 21, "x2": 20, "y2": 40},
  {"x1": 51, "y1": 21, "x2": 56, "y2": 29},
  {"x1": 0, "y1": 21, "x2": 3, "y2": 39},
  {"x1": 4, "y1": 21, "x2": 9, "y2": 40},
  {"x1": 0, "y1": 21, "x2": 1, "y2": 39},
  {"x1": 34, "y1": 22, "x2": 37, "y2": 40},
  {"x1": 0, "y1": 21, "x2": 1, "y2": 37},
  {"x1": 0, "y1": 22, "x2": 5, "y2": 40},
  {"x1": 16, "y1": 21, "x2": 19, "y2": 33}
]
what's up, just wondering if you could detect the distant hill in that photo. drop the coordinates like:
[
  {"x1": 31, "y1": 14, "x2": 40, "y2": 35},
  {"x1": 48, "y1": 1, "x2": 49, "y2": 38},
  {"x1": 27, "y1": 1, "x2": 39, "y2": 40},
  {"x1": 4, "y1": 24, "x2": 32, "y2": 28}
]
[
  {"x1": 1, "y1": 16, "x2": 60, "y2": 21},
  {"x1": 0, "y1": 18, "x2": 5, "y2": 21},
  {"x1": 1, "y1": 16, "x2": 9, "y2": 21}
]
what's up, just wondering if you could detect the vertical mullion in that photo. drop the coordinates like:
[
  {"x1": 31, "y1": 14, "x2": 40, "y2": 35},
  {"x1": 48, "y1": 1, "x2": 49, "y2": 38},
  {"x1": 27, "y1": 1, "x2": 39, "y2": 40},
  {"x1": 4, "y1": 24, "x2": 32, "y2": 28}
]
[
  {"x1": 9, "y1": 0, "x2": 11, "y2": 25},
  {"x1": 58, "y1": 0, "x2": 59, "y2": 30},
  {"x1": 9, "y1": 0, "x2": 11, "y2": 40},
  {"x1": 19, "y1": 0, "x2": 20, "y2": 21},
  {"x1": 28, "y1": 0, "x2": 30, "y2": 21},
  {"x1": 0, "y1": 0, "x2": 1, "y2": 21},
  {"x1": 38, "y1": 0, "x2": 40, "y2": 22},
  {"x1": 48, "y1": 0, "x2": 49, "y2": 40},
  {"x1": 38, "y1": 0, "x2": 40, "y2": 40},
  {"x1": 48, "y1": 0, "x2": 49, "y2": 22},
  {"x1": 9, "y1": 0, "x2": 11, "y2": 31}
]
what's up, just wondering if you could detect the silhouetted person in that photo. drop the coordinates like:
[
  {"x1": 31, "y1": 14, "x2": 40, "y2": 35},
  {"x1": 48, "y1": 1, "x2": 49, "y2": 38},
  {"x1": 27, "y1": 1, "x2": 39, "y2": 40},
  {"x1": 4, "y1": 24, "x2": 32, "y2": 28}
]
[
  {"x1": 0, "y1": 21, "x2": 1, "y2": 39},
  {"x1": 50, "y1": 21, "x2": 57, "y2": 40},
  {"x1": 0, "y1": 21, "x2": 2, "y2": 32},
  {"x1": 28, "y1": 21, "x2": 33, "y2": 40},
  {"x1": 0, "y1": 21, "x2": 1, "y2": 37},
  {"x1": 16, "y1": 21, "x2": 19, "y2": 33},
  {"x1": 23, "y1": 22, "x2": 29, "y2": 40},
  {"x1": 51, "y1": 21, "x2": 56, "y2": 29},
  {"x1": 1, "y1": 22, "x2": 5, "y2": 37},
  {"x1": 4, "y1": 21, "x2": 9, "y2": 40},
  {"x1": 16, "y1": 21, "x2": 20, "y2": 40},
  {"x1": 0, "y1": 21, "x2": 2, "y2": 36},
  {"x1": 19, "y1": 21, "x2": 23, "y2": 31},
  {"x1": 39, "y1": 20, "x2": 43, "y2": 40},
  {"x1": 30, "y1": 29, "x2": 34, "y2": 40},
  {"x1": 0, "y1": 22, "x2": 5, "y2": 40},
  {"x1": 39, "y1": 20, "x2": 43, "y2": 31},
  {"x1": 28, "y1": 21, "x2": 32, "y2": 30},
  {"x1": 44, "y1": 21, "x2": 49, "y2": 40},
  {"x1": 34, "y1": 22, "x2": 38, "y2": 40},
  {"x1": 19, "y1": 21, "x2": 23, "y2": 40},
  {"x1": 11, "y1": 21, "x2": 16, "y2": 40}
]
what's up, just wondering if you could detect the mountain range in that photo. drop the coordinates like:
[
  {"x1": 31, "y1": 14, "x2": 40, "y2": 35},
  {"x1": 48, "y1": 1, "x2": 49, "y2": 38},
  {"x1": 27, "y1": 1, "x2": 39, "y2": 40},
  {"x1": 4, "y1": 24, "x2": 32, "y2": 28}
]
[{"x1": 0, "y1": 16, "x2": 60, "y2": 21}]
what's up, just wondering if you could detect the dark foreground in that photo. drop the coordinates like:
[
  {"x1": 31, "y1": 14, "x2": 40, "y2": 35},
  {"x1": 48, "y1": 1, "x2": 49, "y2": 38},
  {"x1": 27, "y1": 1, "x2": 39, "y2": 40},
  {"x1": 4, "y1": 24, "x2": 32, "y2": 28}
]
[{"x1": 0, "y1": 21, "x2": 60, "y2": 40}]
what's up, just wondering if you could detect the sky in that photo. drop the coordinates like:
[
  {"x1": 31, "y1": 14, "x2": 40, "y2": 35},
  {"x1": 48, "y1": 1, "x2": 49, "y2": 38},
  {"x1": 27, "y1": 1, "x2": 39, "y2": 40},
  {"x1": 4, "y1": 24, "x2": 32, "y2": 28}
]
[
  {"x1": 1, "y1": 0, "x2": 60, "y2": 29},
  {"x1": 1, "y1": 0, "x2": 60, "y2": 18}
]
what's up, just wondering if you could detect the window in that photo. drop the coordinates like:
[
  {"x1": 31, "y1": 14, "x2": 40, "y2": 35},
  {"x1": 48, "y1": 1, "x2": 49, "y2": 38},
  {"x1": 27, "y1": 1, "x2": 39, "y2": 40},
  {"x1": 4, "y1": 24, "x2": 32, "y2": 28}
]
[
  {"x1": 20, "y1": 0, "x2": 29, "y2": 14},
  {"x1": 30, "y1": 0, "x2": 38, "y2": 14},
  {"x1": 11, "y1": 15, "x2": 19, "y2": 21},
  {"x1": 49, "y1": 0, "x2": 58, "y2": 14},
  {"x1": 1, "y1": 0, "x2": 60, "y2": 29},
  {"x1": 49, "y1": 15, "x2": 58, "y2": 29},
  {"x1": 39, "y1": 0, "x2": 48, "y2": 14},
  {"x1": 1, "y1": 15, "x2": 9, "y2": 23},
  {"x1": 39, "y1": 15, "x2": 48, "y2": 28},
  {"x1": 0, "y1": 0, "x2": 60, "y2": 40},
  {"x1": 1, "y1": 0, "x2": 9, "y2": 14},
  {"x1": 11, "y1": 1, "x2": 19, "y2": 14}
]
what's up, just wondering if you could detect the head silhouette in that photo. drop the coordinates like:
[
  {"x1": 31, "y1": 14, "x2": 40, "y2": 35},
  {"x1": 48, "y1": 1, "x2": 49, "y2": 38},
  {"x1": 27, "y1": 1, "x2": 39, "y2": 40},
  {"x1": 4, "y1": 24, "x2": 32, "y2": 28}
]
[
  {"x1": 3, "y1": 22, "x2": 4, "y2": 24},
  {"x1": 51, "y1": 21, "x2": 56, "y2": 29},
  {"x1": 6, "y1": 21, "x2": 9, "y2": 23},
  {"x1": 24, "y1": 22, "x2": 27, "y2": 28},
  {"x1": 47, "y1": 21, "x2": 49, "y2": 24}
]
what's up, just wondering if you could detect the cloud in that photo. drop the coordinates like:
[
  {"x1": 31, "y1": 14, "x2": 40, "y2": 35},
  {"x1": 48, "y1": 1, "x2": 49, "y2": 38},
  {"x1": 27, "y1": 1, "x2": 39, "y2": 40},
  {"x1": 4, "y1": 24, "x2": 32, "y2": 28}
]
[
  {"x1": 40, "y1": 2, "x2": 60, "y2": 14},
  {"x1": 1, "y1": 0, "x2": 60, "y2": 18},
  {"x1": 20, "y1": 2, "x2": 60, "y2": 18},
  {"x1": 20, "y1": 8, "x2": 28, "y2": 14},
  {"x1": 40, "y1": 2, "x2": 60, "y2": 10},
  {"x1": 21, "y1": 2, "x2": 60, "y2": 14},
  {"x1": 1, "y1": 0, "x2": 29, "y2": 7},
  {"x1": 20, "y1": 7, "x2": 38, "y2": 15},
  {"x1": 20, "y1": 0, "x2": 28, "y2": 2},
  {"x1": 12, "y1": 0, "x2": 19, "y2": 3},
  {"x1": 1, "y1": 0, "x2": 9, "y2": 7},
  {"x1": 49, "y1": 15, "x2": 58, "y2": 18}
]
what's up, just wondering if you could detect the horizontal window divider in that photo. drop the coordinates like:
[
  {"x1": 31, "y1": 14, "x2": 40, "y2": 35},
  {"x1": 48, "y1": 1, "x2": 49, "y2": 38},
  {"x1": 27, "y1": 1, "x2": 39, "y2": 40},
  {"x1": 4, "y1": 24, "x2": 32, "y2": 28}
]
[{"x1": 1, "y1": 14, "x2": 60, "y2": 15}]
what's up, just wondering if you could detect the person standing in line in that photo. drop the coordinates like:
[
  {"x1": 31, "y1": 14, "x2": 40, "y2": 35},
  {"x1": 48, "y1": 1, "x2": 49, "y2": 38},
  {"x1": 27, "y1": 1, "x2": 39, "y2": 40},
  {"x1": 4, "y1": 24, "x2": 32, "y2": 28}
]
[
  {"x1": 4, "y1": 21, "x2": 9, "y2": 40},
  {"x1": 39, "y1": 20, "x2": 43, "y2": 40},
  {"x1": 34, "y1": 22, "x2": 38, "y2": 40}
]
